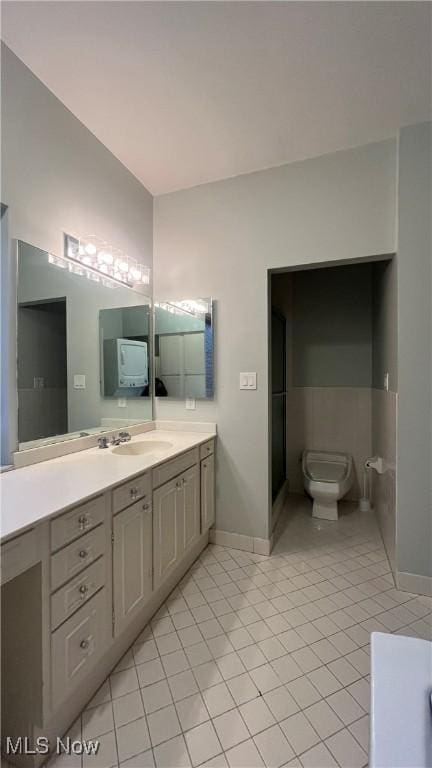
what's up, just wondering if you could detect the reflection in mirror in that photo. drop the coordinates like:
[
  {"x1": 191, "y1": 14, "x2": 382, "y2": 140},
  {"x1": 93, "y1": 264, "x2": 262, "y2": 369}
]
[
  {"x1": 100, "y1": 306, "x2": 150, "y2": 397},
  {"x1": 17, "y1": 241, "x2": 152, "y2": 450},
  {"x1": 154, "y1": 299, "x2": 214, "y2": 399}
]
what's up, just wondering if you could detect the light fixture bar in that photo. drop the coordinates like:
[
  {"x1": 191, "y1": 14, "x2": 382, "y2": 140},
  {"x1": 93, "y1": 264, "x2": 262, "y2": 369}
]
[{"x1": 62, "y1": 232, "x2": 150, "y2": 289}]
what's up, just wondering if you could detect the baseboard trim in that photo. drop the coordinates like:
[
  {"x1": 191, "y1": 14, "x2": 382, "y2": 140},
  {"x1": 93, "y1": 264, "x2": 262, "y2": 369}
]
[
  {"x1": 272, "y1": 480, "x2": 290, "y2": 531},
  {"x1": 396, "y1": 570, "x2": 432, "y2": 596},
  {"x1": 209, "y1": 529, "x2": 272, "y2": 556}
]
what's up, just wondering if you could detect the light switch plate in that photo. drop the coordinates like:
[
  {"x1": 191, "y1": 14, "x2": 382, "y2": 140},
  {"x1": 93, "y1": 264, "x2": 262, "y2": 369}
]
[
  {"x1": 117, "y1": 398, "x2": 127, "y2": 408},
  {"x1": 73, "y1": 374, "x2": 86, "y2": 389},
  {"x1": 186, "y1": 398, "x2": 196, "y2": 410},
  {"x1": 240, "y1": 372, "x2": 257, "y2": 390}
]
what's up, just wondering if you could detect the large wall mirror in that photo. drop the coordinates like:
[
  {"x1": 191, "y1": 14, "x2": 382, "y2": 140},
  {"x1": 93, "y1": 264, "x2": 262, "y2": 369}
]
[
  {"x1": 17, "y1": 240, "x2": 152, "y2": 449},
  {"x1": 154, "y1": 299, "x2": 214, "y2": 399}
]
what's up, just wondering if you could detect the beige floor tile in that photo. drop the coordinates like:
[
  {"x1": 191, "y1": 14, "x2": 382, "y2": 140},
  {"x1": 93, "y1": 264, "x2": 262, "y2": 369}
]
[
  {"x1": 253, "y1": 724, "x2": 294, "y2": 767},
  {"x1": 239, "y1": 697, "x2": 276, "y2": 735},
  {"x1": 184, "y1": 721, "x2": 222, "y2": 767},
  {"x1": 304, "y1": 699, "x2": 344, "y2": 739},
  {"x1": 300, "y1": 742, "x2": 339, "y2": 768},
  {"x1": 225, "y1": 738, "x2": 265, "y2": 768},
  {"x1": 325, "y1": 728, "x2": 368, "y2": 768},
  {"x1": 280, "y1": 711, "x2": 320, "y2": 756}
]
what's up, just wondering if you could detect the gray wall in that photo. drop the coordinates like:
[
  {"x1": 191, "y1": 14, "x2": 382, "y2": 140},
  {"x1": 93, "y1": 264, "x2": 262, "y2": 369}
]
[
  {"x1": 292, "y1": 264, "x2": 373, "y2": 387},
  {"x1": 370, "y1": 258, "x2": 397, "y2": 570},
  {"x1": 154, "y1": 139, "x2": 397, "y2": 540},
  {"x1": 1, "y1": 45, "x2": 153, "y2": 458},
  {"x1": 396, "y1": 122, "x2": 432, "y2": 581},
  {"x1": 372, "y1": 259, "x2": 398, "y2": 391}
]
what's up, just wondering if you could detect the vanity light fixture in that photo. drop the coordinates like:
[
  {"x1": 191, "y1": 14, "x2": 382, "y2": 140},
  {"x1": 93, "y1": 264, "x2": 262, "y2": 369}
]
[
  {"x1": 57, "y1": 233, "x2": 151, "y2": 290},
  {"x1": 157, "y1": 299, "x2": 210, "y2": 318}
]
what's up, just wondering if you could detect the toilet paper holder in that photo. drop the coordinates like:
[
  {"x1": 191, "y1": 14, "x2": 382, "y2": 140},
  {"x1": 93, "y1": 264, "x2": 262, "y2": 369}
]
[{"x1": 365, "y1": 456, "x2": 384, "y2": 474}]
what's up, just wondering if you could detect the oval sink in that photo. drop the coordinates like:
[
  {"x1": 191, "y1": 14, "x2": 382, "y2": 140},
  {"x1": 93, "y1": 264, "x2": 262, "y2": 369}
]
[{"x1": 112, "y1": 440, "x2": 173, "y2": 456}]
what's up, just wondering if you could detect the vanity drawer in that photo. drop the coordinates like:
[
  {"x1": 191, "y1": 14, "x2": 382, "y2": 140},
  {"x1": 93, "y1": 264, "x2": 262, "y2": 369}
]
[
  {"x1": 152, "y1": 447, "x2": 199, "y2": 489},
  {"x1": 51, "y1": 587, "x2": 109, "y2": 708},
  {"x1": 51, "y1": 525, "x2": 105, "y2": 591},
  {"x1": 200, "y1": 440, "x2": 215, "y2": 461},
  {"x1": 51, "y1": 495, "x2": 105, "y2": 552},
  {"x1": 51, "y1": 557, "x2": 105, "y2": 630},
  {"x1": 113, "y1": 472, "x2": 151, "y2": 514},
  {"x1": 1, "y1": 528, "x2": 38, "y2": 586}
]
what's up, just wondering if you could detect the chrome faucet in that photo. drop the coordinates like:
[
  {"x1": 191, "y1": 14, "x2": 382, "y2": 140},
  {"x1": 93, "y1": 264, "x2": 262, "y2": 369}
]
[
  {"x1": 97, "y1": 436, "x2": 110, "y2": 449},
  {"x1": 110, "y1": 431, "x2": 131, "y2": 446}
]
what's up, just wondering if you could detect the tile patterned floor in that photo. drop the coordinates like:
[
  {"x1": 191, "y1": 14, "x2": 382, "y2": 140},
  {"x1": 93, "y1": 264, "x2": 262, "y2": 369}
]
[{"x1": 51, "y1": 496, "x2": 431, "y2": 768}]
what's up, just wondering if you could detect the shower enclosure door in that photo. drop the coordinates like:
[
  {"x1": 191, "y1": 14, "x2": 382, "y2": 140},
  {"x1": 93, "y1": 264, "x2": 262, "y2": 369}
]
[{"x1": 271, "y1": 308, "x2": 286, "y2": 503}]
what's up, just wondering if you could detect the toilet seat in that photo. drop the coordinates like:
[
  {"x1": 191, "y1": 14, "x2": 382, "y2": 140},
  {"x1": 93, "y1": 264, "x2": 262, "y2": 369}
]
[{"x1": 305, "y1": 460, "x2": 347, "y2": 483}]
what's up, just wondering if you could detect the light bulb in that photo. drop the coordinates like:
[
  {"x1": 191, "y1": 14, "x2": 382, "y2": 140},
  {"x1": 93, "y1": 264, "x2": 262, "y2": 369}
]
[
  {"x1": 85, "y1": 242, "x2": 97, "y2": 256},
  {"x1": 98, "y1": 250, "x2": 113, "y2": 265},
  {"x1": 129, "y1": 267, "x2": 142, "y2": 282}
]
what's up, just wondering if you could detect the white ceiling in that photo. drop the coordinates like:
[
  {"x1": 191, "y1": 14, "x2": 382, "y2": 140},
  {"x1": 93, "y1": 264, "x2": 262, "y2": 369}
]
[{"x1": 2, "y1": 1, "x2": 431, "y2": 195}]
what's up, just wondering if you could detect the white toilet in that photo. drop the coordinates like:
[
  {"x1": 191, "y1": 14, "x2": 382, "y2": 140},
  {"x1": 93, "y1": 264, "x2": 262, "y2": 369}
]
[{"x1": 302, "y1": 449, "x2": 353, "y2": 521}]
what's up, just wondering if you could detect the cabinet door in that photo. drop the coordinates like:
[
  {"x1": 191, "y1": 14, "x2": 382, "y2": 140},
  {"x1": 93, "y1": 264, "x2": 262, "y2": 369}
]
[
  {"x1": 153, "y1": 477, "x2": 181, "y2": 590},
  {"x1": 52, "y1": 588, "x2": 108, "y2": 708},
  {"x1": 182, "y1": 464, "x2": 200, "y2": 551},
  {"x1": 201, "y1": 453, "x2": 215, "y2": 532},
  {"x1": 113, "y1": 500, "x2": 153, "y2": 637}
]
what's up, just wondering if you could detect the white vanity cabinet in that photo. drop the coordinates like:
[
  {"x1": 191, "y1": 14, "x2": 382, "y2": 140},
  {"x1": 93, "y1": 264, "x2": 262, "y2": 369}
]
[
  {"x1": 113, "y1": 495, "x2": 153, "y2": 637},
  {"x1": 153, "y1": 463, "x2": 200, "y2": 590},
  {"x1": 1, "y1": 433, "x2": 216, "y2": 768}
]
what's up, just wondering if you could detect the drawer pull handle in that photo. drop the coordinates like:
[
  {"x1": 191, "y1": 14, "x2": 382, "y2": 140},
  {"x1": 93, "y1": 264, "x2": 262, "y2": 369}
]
[
  {"x1": 80, "y1": 639, "x2": 89, "y2": 650},
  {"x1": 78, "y1": 515, "x2": 89, "y2": 529},
  {"x1": 203, "y1": 463, "x2": 207, "y2": 468},
  {"x1": 182, "y1": 478, "x2": 186, "y2": 485},
  {"x1": 207, "y1": 446, "x2": 211, "y2": 452},
  {"x1": 130, "y1": 487, "x2": 138, "y2": 497},
  {"x1": 176, "y1": 481, "x2": 182, "y2": 489},
  {"x1": 142, "y1": 503, "x2": 150, "y2": 511},
  {"x1": 78, "y1": 549, "x2": 88, "y2": 559},
  {"x1": 79, "y1": 584, "x2": 88, "y2": 597}
]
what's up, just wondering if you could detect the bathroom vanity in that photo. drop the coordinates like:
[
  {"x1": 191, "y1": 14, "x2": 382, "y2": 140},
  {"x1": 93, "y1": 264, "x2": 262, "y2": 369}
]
[{"x1": 0, "y1": 428, "x2": 216, "y2": 766}]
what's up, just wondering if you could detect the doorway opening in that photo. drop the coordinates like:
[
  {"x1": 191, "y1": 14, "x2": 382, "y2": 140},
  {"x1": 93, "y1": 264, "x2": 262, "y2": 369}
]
[
  {"x1": 268, "y1": 256, "x2": 397, "y2": 570},
  {"x1": 17, "y1": 298, "x2": 68, "y2": 443}
]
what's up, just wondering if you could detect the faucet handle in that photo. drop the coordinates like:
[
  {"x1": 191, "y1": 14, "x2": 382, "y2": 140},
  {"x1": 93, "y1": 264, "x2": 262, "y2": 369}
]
[
  {"x1": 97, "y1": 436, "x2": 109, "y2": 449},
  {"x1": 119, "y1": 431, "x2": 131, "y2": 442}
]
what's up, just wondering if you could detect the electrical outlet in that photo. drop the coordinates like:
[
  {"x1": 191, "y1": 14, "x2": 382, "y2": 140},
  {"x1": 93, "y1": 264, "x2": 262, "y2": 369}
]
[
  {"x1": 118, "y1": 398, "x2": 127, "y2": 408},
  {"x1": 186, "y1": 398, "x2": 196, "y2": 410},
  {"x1": 383, "y1": 372, "x2": 389, "y2": 391}
]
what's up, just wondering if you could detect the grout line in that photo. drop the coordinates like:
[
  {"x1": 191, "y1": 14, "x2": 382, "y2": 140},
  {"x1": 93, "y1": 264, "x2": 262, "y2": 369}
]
[{"x1": 74, "y1": 508, "x2": 430, "y2": 768}]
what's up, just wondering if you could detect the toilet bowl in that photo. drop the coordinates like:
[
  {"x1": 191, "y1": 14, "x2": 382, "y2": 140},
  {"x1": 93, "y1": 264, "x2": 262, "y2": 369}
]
[{"x1": 302, "y1": 450, "x2": 353, "y2": 521}]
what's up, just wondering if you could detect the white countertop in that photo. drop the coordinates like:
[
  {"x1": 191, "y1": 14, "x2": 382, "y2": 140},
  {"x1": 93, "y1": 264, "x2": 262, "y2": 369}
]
[
  {"x1": 370, "y1": 631, "x2": 432, "y2": 768},
  {"x1": 0, "y1": 429, "x2": 215, "y2": 542}
]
